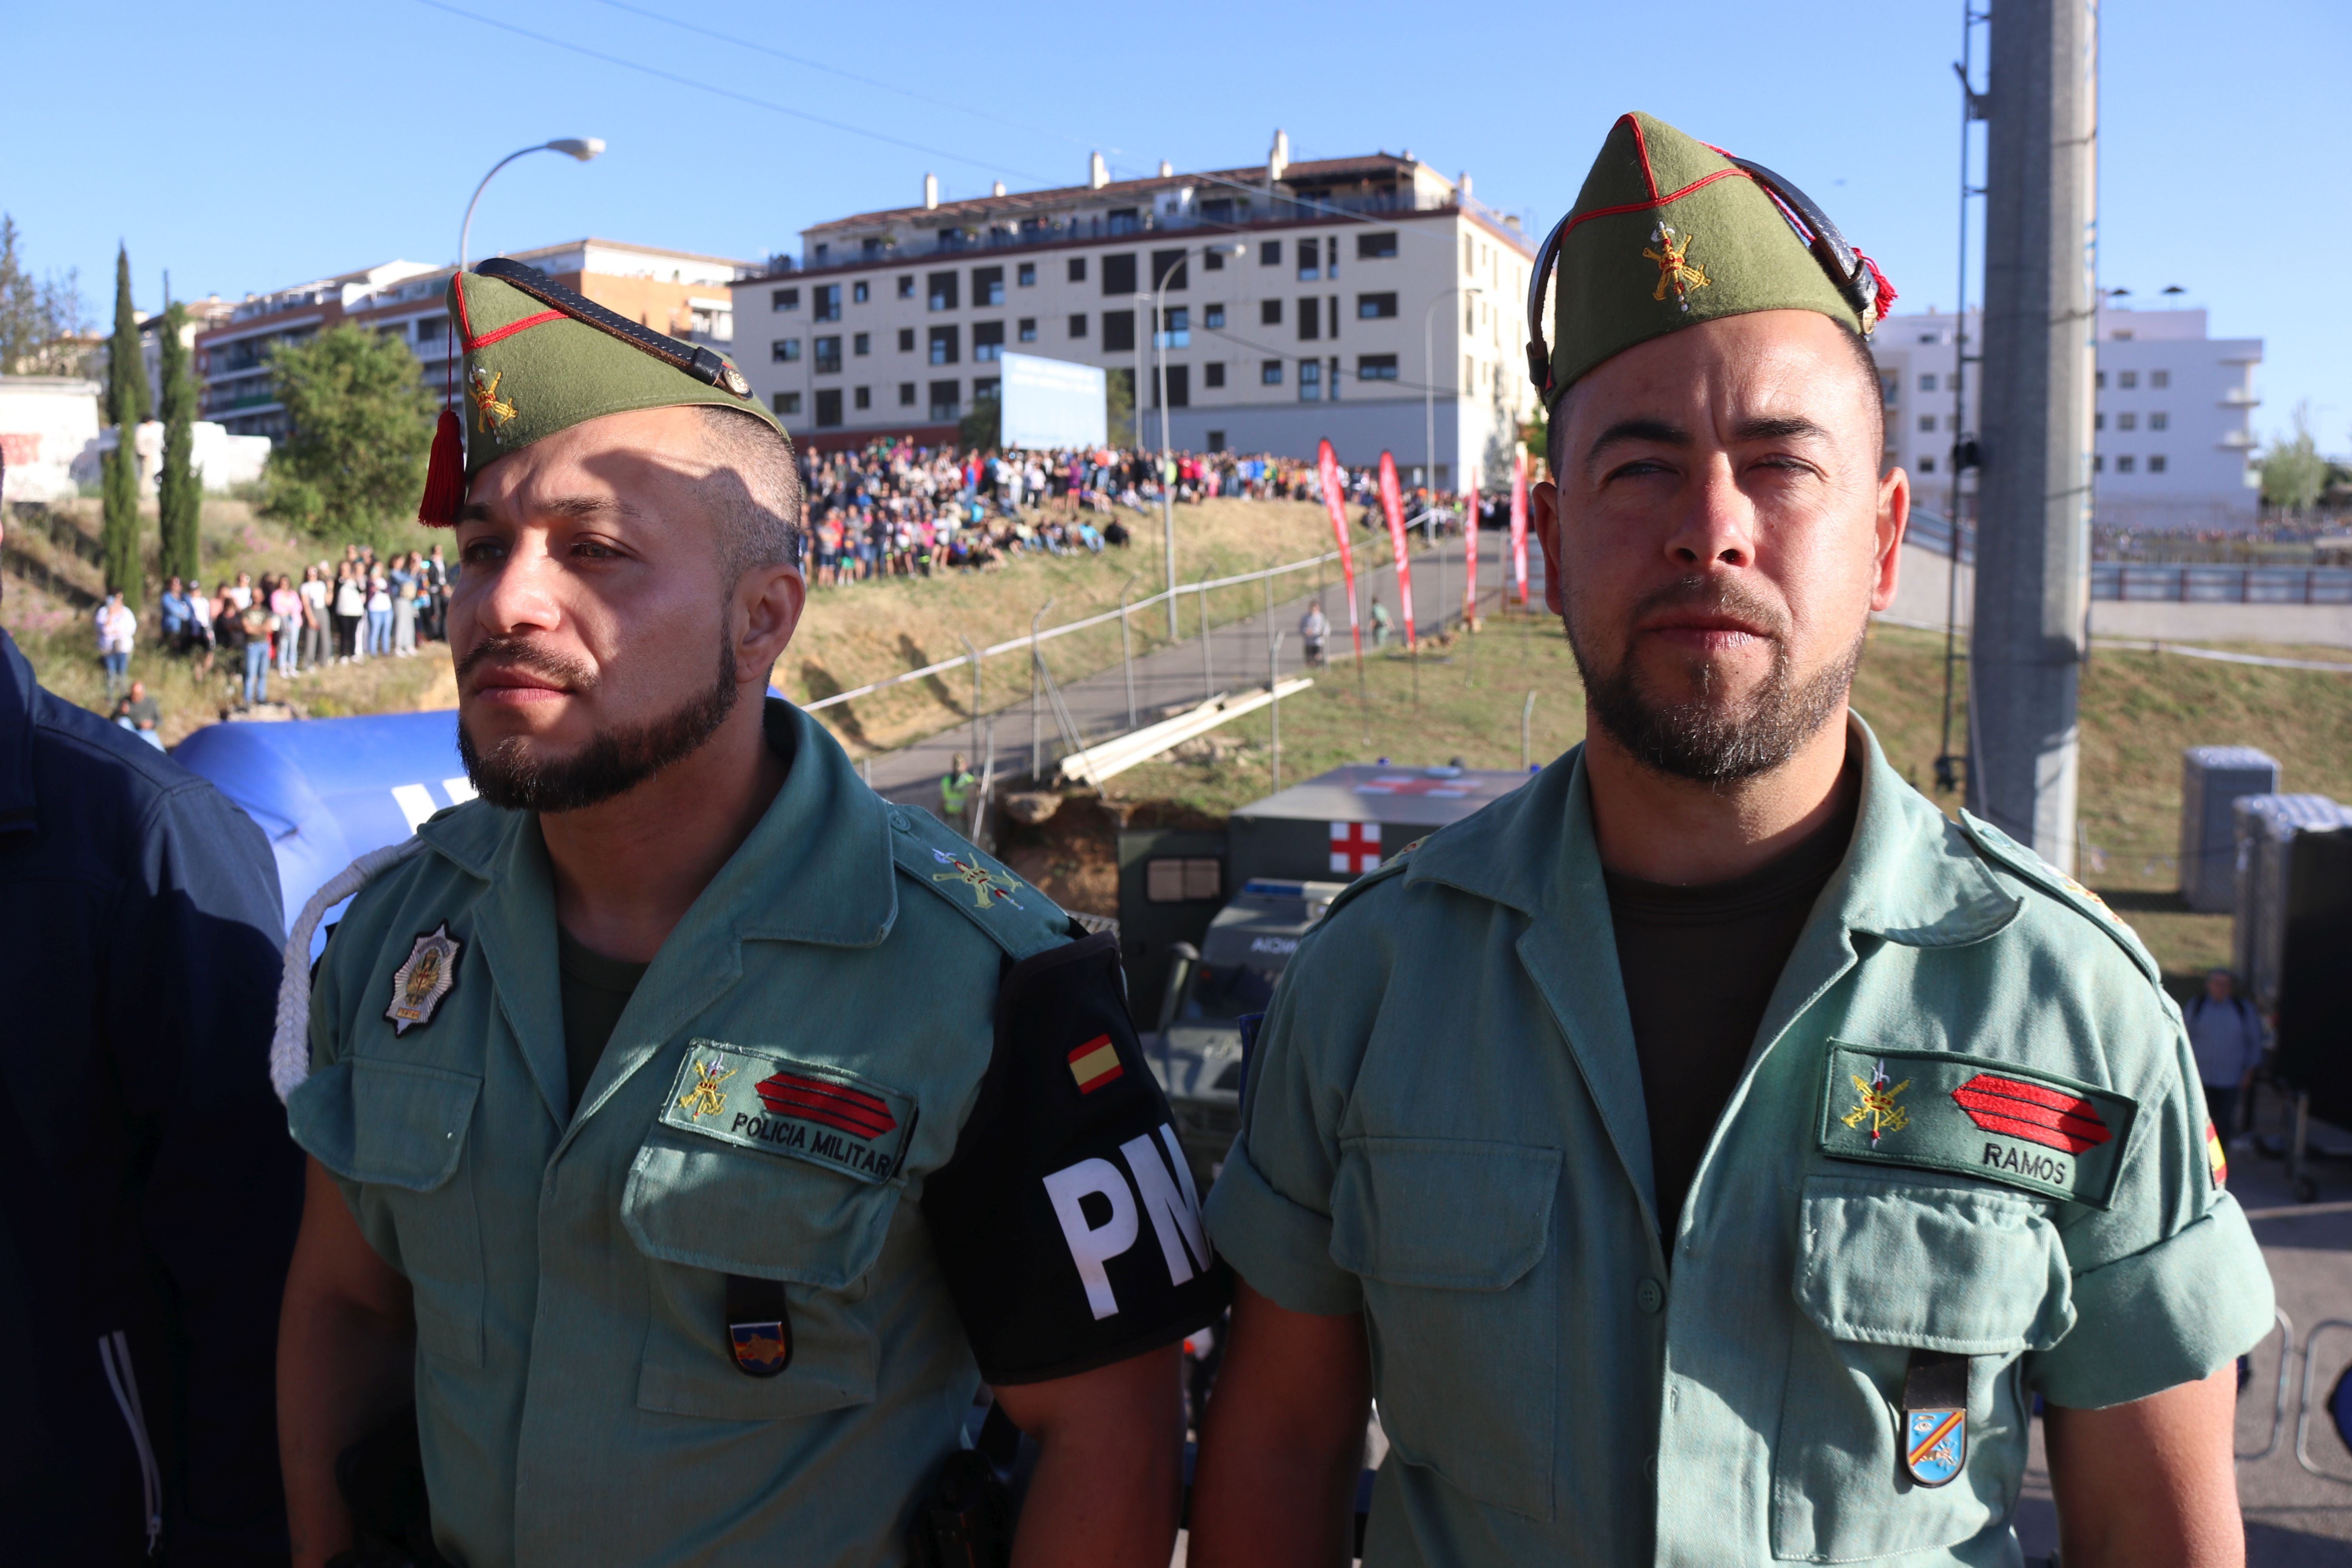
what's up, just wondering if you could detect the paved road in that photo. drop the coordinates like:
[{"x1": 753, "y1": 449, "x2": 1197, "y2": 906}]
[{"x1": 864, "y1": 532, "x2": 1543, "y2": 811}]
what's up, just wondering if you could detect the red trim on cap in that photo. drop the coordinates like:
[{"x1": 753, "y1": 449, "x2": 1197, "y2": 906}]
[
  {"x1": 1625, "y1": 113, "x2": 1661, "y2": 201},
  {"x1": 1561, "y1": 167, "x2": 1748, "y2": 240},
  {"x1": 465, "y1": 309, "x2": 564, "y2": 352},
  {"x1": 452, "y1": 275, "x2": 478, "y2": 344}
]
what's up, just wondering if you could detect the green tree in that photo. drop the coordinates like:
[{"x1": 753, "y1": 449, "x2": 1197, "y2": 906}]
[
  {"x1": 258, "y1": 322, "x2": 436, "y2": 543},
  {"x1": 100, "y1": 245, "x2": 147, "y2": 605},
  {"x1": 958, "y1": 388, "x2": 1001, "y2": 452},
  {"x1": 1106, "y1": 367, "x2": 1135, "y2": 447},
  {"x1": 156, "y1": 300, "x2": 201, "y2": 581},
  {"x1": 0, "y1": 214, "x2": 91, "y2": 376},
  {"x1": 2259, "y1": 404, "x2": 2330, "y2": 514}
]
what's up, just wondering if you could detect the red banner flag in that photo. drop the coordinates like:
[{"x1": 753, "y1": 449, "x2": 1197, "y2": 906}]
[
  {"x1": 1315, "y1": 439, "x2": 1361, "y2": 662},
  {"x1": 1510, "y1": 449, "x2": 1530, "y2": 606},
  {"x1": 1377, "y1": 450, "x2": 1414, "y2": 650},
  {"x1": 1461, "y1": 489, "x2": 1479, "y2": 626}
]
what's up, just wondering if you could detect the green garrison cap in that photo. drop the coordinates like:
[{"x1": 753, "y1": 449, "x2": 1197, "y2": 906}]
[
  {"x1": 1523, "y1": 111, "x2": 1896, "y2": 405},
  {"x1": 418, "y1": 258, "x2": 782, "y2": 524}
]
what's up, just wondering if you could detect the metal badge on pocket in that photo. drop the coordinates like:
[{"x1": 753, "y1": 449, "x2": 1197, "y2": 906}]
[
  {"x1": 385, "y1": 924, "x2": 463, "y2": 1035},
  {"x1": 1901, "y1": 1350, "x2": 1969, "y2": 1488}
]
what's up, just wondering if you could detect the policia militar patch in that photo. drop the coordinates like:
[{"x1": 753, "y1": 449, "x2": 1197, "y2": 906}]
[
  {"x1": 1817, "y1": 1043, "x2": 2139, "y2": 1207},
  {"x1": 661, "y1": 1043, "x2": 916, "y2": 1184}
]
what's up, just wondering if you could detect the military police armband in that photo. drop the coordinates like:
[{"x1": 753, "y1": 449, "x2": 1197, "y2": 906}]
[{"x1": 921, "y1": 931, "x2": 1228, "y2": 1384}]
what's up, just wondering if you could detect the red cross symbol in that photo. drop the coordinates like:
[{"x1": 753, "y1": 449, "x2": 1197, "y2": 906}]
[
  {"x1": 1330, "y1": 820, "x2": 1383, "y2": 874},
  {"x1": 1354, "y1": 775, "x2": 1470, "y2": 798}
]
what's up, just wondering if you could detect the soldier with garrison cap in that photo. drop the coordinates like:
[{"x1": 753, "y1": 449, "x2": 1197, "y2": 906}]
[
  {"x1": 275, "y1": 259, "x2": 1222, "y2": 1567},
  {"x1": 1191, "y1": 112, "x2": 2273, "y2": 1566}
]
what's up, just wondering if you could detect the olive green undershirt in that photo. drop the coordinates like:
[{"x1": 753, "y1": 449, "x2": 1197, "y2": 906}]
[
  {"x1": 1603, "y1": 768, "x2": 1859, "y2": 1248},
  {"x1": 557, "y1": 926, "x2": 648, "y2": 1113}
]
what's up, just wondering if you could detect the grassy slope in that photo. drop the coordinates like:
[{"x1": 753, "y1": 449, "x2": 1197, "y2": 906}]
[{"x1": 1102, "y1": 611, "x2": 2352, "y2": 989}]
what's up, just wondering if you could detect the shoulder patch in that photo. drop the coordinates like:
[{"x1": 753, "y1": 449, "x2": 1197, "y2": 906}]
[
  {"x1": 887, "y1": 806, "x2": 1074, "y2": 962},
  {"x1": 1957, "y1": 810, "x2": 2160, "y2": 985}
]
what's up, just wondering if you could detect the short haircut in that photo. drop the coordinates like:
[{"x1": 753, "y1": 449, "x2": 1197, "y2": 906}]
[
  {"x1": 1549, "y1": 320, "x2": 1886, "y2": 477},
  {"x1": 696, "y1": 406, "x2": 805, "y2": 581}
]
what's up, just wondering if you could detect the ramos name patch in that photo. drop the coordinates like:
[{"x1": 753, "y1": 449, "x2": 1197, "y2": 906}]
[
  {"x1": 661, "y1": 1042, "x2": 916, "y2": 1184},
  {"x1": 1817, "y1": 1043, "x2": 2138, "y2": 1207}
]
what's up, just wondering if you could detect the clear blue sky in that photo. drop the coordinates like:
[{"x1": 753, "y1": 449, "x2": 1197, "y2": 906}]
[{"x1": 6, "y1": 0, "x2": 2342, "y2": 449}]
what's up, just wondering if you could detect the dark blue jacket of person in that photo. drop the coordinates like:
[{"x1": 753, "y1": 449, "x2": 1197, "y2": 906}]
[{"x1": 0, "y1": 628, "x2": 299, "y2": 1565}]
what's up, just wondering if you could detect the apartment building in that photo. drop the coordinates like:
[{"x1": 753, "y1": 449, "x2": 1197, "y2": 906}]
[
  {"x1": 194, "y1": 240, "x2": 754, "y2": 441},
  {"x1": 734, "y1": 132, "x2": 1539, "y2": 489},
  {"x1": 1873, "y1": 305, "x2": 2263, "y2": 533}
]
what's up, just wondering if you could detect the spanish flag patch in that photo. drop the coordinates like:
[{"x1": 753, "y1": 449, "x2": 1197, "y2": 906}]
[
  {"x1": 2206, "y1": 1120, "x2": 2228, "y2": 1187},
  {"x1": 1067, "y1": 1034, "x2": 1123, "y2": 1095}
]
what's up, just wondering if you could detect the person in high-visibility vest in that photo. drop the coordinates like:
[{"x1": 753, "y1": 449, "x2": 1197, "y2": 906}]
[{"x1": 940, "y1": 753, "x2": 976, "y2": 823}]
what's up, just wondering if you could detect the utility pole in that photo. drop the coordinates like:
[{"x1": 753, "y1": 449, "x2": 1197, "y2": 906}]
[{"x1": 1968, "y1": 0, "x2": 2097, "y2": 872}]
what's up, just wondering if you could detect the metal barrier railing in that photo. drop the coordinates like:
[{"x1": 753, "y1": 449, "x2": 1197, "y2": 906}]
[{"x1": 2296, "y1": 1319, "x2": 2352, "y2": 1482}]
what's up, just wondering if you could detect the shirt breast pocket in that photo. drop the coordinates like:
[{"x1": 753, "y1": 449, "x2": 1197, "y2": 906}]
[
  {"x1": 621, "y1": 1134, "x2": 899, "y2": 1423},
  {"x1": 1773, "y1": 1172, "x2": 2074, "y2": 1563},
  {"x1": 1328, "y1": 1136, "x2": 1561, "y2": 1521},
  {"x1": 288, "y1": 1057, "x2": 488, "y2": 1366}
]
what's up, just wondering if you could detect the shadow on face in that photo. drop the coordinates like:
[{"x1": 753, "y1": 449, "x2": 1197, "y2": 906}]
[{"x1": 1532, "y1": 309, "x2": 1905, "y2": 782}]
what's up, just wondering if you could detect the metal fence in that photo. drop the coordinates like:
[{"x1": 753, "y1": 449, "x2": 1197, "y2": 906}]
[{"x1": 2091, "y1": 563, "x2": 2352, "y2": 604}]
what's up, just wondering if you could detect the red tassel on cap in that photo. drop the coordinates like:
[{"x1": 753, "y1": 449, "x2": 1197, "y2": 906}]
[
  {"x1": 1858, "y1": 252, "x2": 1898, "y2": 328},
  {"x1": 418, "y1": 408, "x2": 464, "y2": 526}
]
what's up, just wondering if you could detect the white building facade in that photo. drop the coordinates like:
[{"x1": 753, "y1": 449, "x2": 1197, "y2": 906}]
[
  {"x1": 1873, "y1": 305, "x2": 2262, "y2": 533},
  {"x1": 733, "y1": 134, "x2": 1539, "y2": 490}
]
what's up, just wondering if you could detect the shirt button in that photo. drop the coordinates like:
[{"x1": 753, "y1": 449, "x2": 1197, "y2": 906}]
[
  {"x1": 1637, "y1": 1277, "x2": 1666, "y2": 1315},
  {"x1": 889, "y1": 811, "x2": 910, "y2": 832}
]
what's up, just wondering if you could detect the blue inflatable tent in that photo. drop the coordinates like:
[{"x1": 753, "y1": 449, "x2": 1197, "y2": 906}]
[{"x1": 173, "y1": 710, "x2": 472, "y2": 930}]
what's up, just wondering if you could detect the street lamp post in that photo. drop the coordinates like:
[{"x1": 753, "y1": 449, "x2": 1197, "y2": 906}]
[
  {"x1": 459, "y1": 138, "x2": 606, "y2": 270},
  {"x1": 1424, "y1": 285, "x2": 1481, "y2": 642},
  {"x1": 1150, "y1": 242, "x2": 1247, "y2": 637}
]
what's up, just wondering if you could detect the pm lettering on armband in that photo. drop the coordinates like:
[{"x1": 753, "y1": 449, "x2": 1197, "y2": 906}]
[{"x1": 1042, "y1": 1124, "x2": 1215, "y2": 1320}]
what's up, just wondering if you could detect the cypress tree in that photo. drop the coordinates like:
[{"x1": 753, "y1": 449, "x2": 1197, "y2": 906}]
[
  {"x1": 156, "y1": 299, "x2": 200, "y2": 582},
  {"x1": 100, "y1": 244, "x2": 148, "y2": 605}
]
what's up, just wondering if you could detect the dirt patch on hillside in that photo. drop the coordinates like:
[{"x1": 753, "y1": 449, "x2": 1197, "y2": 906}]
[{"x1": 987, "y1": 791, "x2": 1227, "y2": 919}]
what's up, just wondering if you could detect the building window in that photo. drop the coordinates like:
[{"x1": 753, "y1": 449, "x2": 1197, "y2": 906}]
[
  {"x1": 1299, "y1": 298, "x2": 1322, "y2": 340},
  {"x1": 771, "y1": 287, "x2": 800, "y2": 312},
  {"x1": 897, "y1": 327, "x2": 915, "y2": 352},
  {"x1": 973, "y1": 321, "x2": 1005, "y2": 361},
  {"x1": 2118, "y1": 370, "x2": 2138, "y2": 389},
  {"x1": 815, "y1": 388, "x2": 843, "y2": 428},
  {"x1": 774, "y1": 391, "x2": 801, "y2": 416},
  {"x1": 1260, "y1": 240, "x2": 1282, "y2": 267},
  {"x1": 1329, "y1": 356, "x2": 1341, "y2": 402},
  {"x1": 1261, "y1": 360, "x2": 1283, "y2": 385},
  {"x1": 2149, "y1": 454, "x2": 2167, "y2": 473},
  {"x1": 1102, "y1": 254, "x2": 1138, "y2": 296},
  {"x1": 2094, "y1": 412, "x2": 2105, "y2": 430},
  {"x1": 1207, "y1": 430, "x2": 1227, "y2": 451},
  {"x1": 1358, "y1": 292, "x2": 1398, "y2": 319},
  {"x1": 1204, "y1": 362, "x2": 1225, "y2": 389},
  {"x1": 2116, "y1": 454, "x2": 2136, "y2": 473},
  {"x1": 1357, "y1": 232, "x2": 1399, "y2": 259},
  {"x1": 1918, "y1": 414, "x2": 1935, "y2": 433},
  {"x1": 1069, "y1": 313, "x2": 1088, "y2": 338},
  {"x1": 815, "y1": 284, "x2": 842, "y2": 322},
  {"x1": 1107, "y1": 207, "x2": 1139, "y2": 234},
  {"x1": 929, "y1": 325, "x2": 959, "y2": 365},
  {"x1": 772, "y1": 338, "x2": 801, "y2": 363},
  {"x1": 1359, "y1": 354, "x2": 1399, "y2": 380},
  {"x1": 1017, "y1": 317, "x2": 1037, "y2": 342},
  {"x1": 1297, "y1": 238, "x2": 1321, "y2": 281},
  {"x1": 927, "y1": 272, "x2": 958, "y2": 311},
  {"x1": 974, "y1": 376, "x2": 1000, "y2": 403},
  {"x1": 1919, "y1": 373, "x2": 1937, "y2": 392},
  {"x1": 2151, "y1": 369, "x2": 2170, "y2": 389},
  {"x1": 2150, "y1": 411, "x2": 2169, "y2": 431},
  {"x1": 417, "y1": 316, "x2": 448, "y2": 345},
  {"x1": 854, "y1": 281, "x2": 871, "y2": 304},
  {"x1": 2118, "y1": 412, "x2": 2137, "y2": 431},
  {"x1": 853, "y1": 332, "x2": 871, "y2": 356},
  {"x1": 1103, "y1": 310, "x2": 1136, "y2": 352},
  {"x1": 1204, "y1": 303, "x2": 1225, "y2": 330},
  {"x1": 1017, "y1": 262, "x2": 1036, "y2": 287},
  {"x1": 1879, "y1": 373, "x2": 1897, "y2": 405},
  {"x1": 1260, "y1": 299, "x2": 1283, "y2": 327},
  {"x1": 1067, "y1": 257, "x2": 1087, "y2": 283},
  {"x1": 897, "y1": 275, "x2": 915, "y2": 299},
  {"x1": 2092, "y1": 454, "x2": 2104, "y2": 472},
  {"x1": 898, "y1": 382, "x2": 916, "y2": 407},
  {"x1": 929, "y1": 380, "x2": 959, "y2": 421},
  {"x1": 1203, "y1": 248, "x2": 1226, "y2": 272},
  {"x1": 854, "y1": 385, "x2": 871, "y2": 410},
  {"x1": 1158, "y1": 365, "x2": 1189, "y2": 408},
  {"x1": 973, "y1": 266, "x2": 1005, "y2": 306},
  {"x1": 1918, "y1": 455, "x2": 1936, "y2": 473},
  {"x1": 2094, "y1": 370, "x2": 2107, "y2": 389},
  {"x1": 814, "y1": 336, "x2": 842, "y2": 373},
  {"x1": 1155, "y1": 306, "x2": 1189, "y2": 348},
  {"x1": 1152, "y1": 250, "x2": 1189, "y2": 292},
  {"x1": 1299, "y1": 360, "x2": 1322, "y2": 401}
]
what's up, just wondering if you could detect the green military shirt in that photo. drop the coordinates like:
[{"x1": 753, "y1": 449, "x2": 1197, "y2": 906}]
[
  {"x1": 1207, "y1": 717, "x2": 2273, "y2": 1566},
  {"x1": 287, "y1": 700, "x2": 1221, "y2": 1566}
]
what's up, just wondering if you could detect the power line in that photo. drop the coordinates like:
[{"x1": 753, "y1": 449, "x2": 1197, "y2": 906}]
[{"x1": 409, "y1": 0, "x2": 1057, "y2": 185}]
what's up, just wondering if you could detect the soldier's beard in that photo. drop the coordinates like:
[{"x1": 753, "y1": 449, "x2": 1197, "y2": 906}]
[
  {"x1": 457, "y1": 630, "x2": 739, "y2": 814},
  {"x1": 1565, "y1": 577, "x2": 1861, "y2": 785}
]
